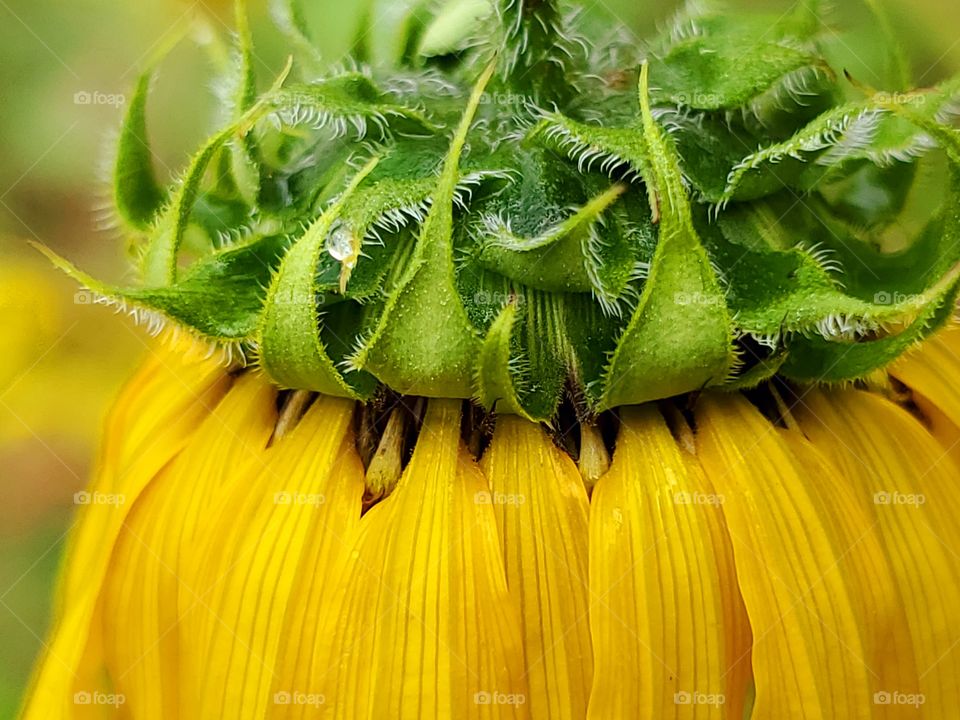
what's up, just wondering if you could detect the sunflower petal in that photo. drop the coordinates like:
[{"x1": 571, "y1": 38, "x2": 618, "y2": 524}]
[
  {"x1": 695, "y1": 395, "x2": 874, "y2": 719},
  {"x1": 778, "y1": 428, "x2": 921, "y2": 718},
  {"x1": 21, "y1": 345, "x2": 230, "y2": 720},
  {"x1": 178, "y1": 394, "x2": 362, "y2": 718},
  {"x1": 310, "y1": 398, "x2": 529, "y2": 719},
  {"x1": 796, "y1": 388, "x2": 960, "y2": 715},
  {"x1": 480, "y1": 416, "x2": 593, "y2": 720},
  {"x1": 100, "y1": 373, "x2": 277, "y2": 719},
  {"x1": 890, "y1": 328, "x2": 960, "y2": 465},
  {"x1": 266, "y1": 441, "x2": 366, "y2": 720},
  {"x1": 587, "y1": 405, "x2": 751, "y2": 719}
]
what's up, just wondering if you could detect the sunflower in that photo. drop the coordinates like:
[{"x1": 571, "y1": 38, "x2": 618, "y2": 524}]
[{"x1": 21, "y1": 0, "x2": 960, "y2": 718}]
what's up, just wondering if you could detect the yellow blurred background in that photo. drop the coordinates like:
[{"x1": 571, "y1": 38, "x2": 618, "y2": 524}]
[{"x1": 0, "y1": 0, "x2": 958, "y2": 715}]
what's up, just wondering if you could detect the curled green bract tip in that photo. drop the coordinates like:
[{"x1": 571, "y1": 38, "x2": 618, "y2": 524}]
[{"x1": 44, "y1": 0, "x2": 960, "y2": 420}]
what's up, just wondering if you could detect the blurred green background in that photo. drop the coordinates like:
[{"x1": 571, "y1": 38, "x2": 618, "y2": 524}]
[{"x1": 0, "y1": 0, "x2": 958, "y2": 716}]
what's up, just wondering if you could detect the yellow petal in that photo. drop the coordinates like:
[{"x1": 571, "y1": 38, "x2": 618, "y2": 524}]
[
  {"x1": 890, "y1": 329, "x2": 960, "y2": 466},
  {"x1": 480, "y1": 416, "x2": 592, "y2": 720},
  {"x1": 21, "y1": 347, "x2": 230, "y2": 720},
  {"x1": 266, "y1": 442, "x2": 366, "y2": 720},
  {"x1": 178, "y1": 394, "x2": 363, "y2": 719},
  {"x1": 587, "y1": 405, "x2": 751, "y2": 719},
  {"x1": 66, "y1": 345, "x2": 231, "y2": 598},
  {"x1": 310, "y1": 399, "x2": 529, "y2": 719},
  {"x1": 696, "y1": 395, "x2": 874, "y2": 719},
  {"x1": 796, "y1": 388, "x2": 960, "y2": 716},
  {"x1": 100, "y1": 373, "x2": 278, "y2": 719},
  {"x1": 778, "y1": 428, "x2": 921, "y2": 718}
]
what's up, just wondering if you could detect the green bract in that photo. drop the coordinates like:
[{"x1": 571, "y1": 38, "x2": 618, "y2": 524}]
[{"x1": 46, "y1": 0, "x2": 960, "y2": 420}]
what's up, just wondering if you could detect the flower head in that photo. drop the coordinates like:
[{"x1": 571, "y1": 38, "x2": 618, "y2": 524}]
[{"x1": 22, "y1": 0, "x2": 960, "y2": 717}]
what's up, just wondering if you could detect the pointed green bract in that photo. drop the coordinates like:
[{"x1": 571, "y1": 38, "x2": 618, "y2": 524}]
[
  {"x1": 258, "y1": 158, "x2": 381, "y2": 396},
  {"x1": 351, "y1": 63, "x2": 494, "y2": 397},
  {"x1": 113, "y1": 71, "x2": 166, "y2": 232},
  {"x1": 598, "y1": 64, "x2": 735, "y2": 409},
  {"x1": 475, "y1": 289, "x2": 568, "y2": 422},
  {"x1": 647, "y1": 5, "x2": 833, "y2": 115}
]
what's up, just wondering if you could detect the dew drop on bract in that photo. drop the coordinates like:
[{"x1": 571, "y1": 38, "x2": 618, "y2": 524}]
[{"x1": 325, "y1": 220, "x2": 355, "y2": 264}]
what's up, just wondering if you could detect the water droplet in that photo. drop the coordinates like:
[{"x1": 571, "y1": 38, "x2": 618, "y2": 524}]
[{"x1": 325, "y1": 220, "x2": 355, "y2": 264}]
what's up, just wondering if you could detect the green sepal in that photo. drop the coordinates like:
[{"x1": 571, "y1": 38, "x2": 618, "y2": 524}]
[
  {"x1": 268, "y1": 0, "x2": 324, "y2": 72},
  {"x1": 139, "y1": 62, "x2": 291, "y2": 285},
  {"x1": 32, "y1": 235, "x2": 285, "y2": 343},
  {"x1": 257, "y1": 158, "x2": 381, "y2": 397},
  {"x1": 227, "y1": 0, "x2": 261, "y2": 208},
  {"x1": 722, "y1": 74, "x2": 960, "y2": 203},
  {"x1": 648, "y1": 5, "x2": 833, "y2": 115},
  {"x1": 351, "y1": 64, "x2": 494, "y2": 398},
  {"x1": 724, "y1": 351, "x2": 787, "y2": 390},
  {"x1": 531, "y1": 112, "x2": 651, "y2": 191},
  {"x1": 532, "y1": 109, "x2": 779, "y2": 206},
  {"x1": 781, "y1": 281, "x2": 960, "y2": 383},
  {"x1": 474, "y1": 182, "x2": 627, "y2": 296},
  {"x1": 699, "y1": 202, "x2": 952, "y2": 343},
  {"x1": 417, "y1": 0, "x2": 491, "y2": 58},
  {"x1": 476, "y1": 302, "x2": 526, "y2": 416},
  {"x1": 113, "y1": 70, "x2": 166, "y2": 232},
  {"x1": 495, "y1": 0, "x2": 570, "y2": 103},
  {"x1": 267, "y1": 74, "x2": 436, "y2": 137},
  {"x1": 780, "y1": 159, "x2": 960, "y2": 381},
  {"x1": 474, "y1": 288, "x2": 567, "y2": 422},
  {"x1": 597, "y1": 64, "x2": 735, "y2": 410}
]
